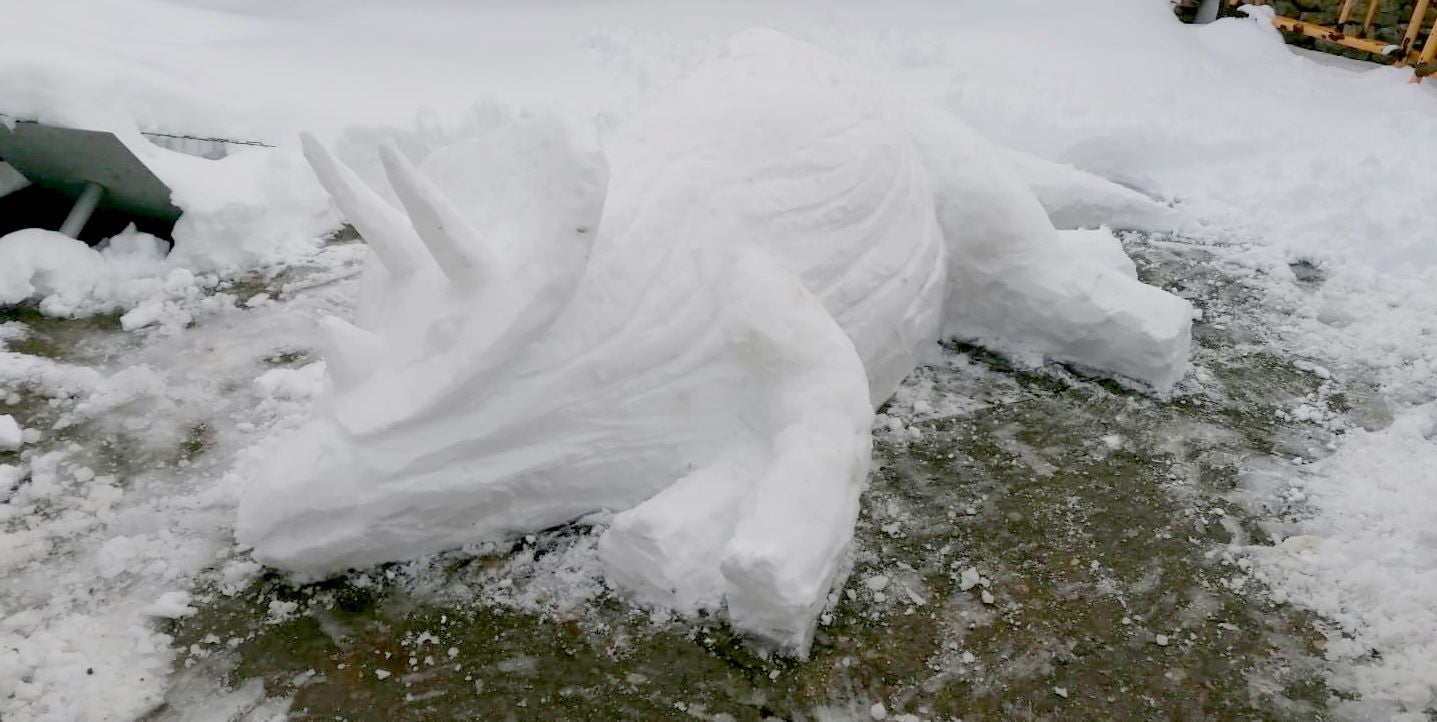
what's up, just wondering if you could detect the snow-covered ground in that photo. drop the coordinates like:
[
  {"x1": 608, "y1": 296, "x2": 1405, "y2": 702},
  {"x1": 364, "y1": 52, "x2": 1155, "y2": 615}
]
[{"x1": 2, "y1": 1, "x2": 1436, "y2": 720}]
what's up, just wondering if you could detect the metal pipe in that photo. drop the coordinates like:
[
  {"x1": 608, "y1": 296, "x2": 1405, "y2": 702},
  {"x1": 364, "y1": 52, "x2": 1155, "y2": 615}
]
[{"x1": 59, "y1": 181, "x2": 104, "y2": 238}]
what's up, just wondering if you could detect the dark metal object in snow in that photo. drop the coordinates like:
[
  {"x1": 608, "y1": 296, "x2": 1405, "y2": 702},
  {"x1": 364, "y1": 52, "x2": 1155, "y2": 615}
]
[
  {"x1": 0, "y1": 120, "x2": 183, "y2": 238},
  {"x1": 0, "y1": 120, "x2": 184, "y2": 240}
]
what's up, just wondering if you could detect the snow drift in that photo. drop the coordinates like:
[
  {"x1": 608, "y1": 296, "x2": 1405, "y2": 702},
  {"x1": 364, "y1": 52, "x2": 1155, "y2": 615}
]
[{"x1": 237, "y1": 30, "x2": 1192, "y2": 653}]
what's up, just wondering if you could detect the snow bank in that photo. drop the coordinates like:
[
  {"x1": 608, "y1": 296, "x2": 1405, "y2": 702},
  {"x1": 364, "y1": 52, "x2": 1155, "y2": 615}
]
[
  {"x1": 238, "y1": 30, "x2": 1191, "y2": 654},
  {"x1": 149, "y1": 144, "x2": 338, "y2": 272},
  {"x1": 1251, "y1": 403, "x2": 1437, "y2": 718}
]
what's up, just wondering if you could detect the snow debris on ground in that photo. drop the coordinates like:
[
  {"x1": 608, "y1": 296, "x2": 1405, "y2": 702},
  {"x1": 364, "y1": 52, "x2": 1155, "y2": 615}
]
[
  {"x1": 1247, "y1": 403, "x2": 1437, "y2": 718},
  {"x1": 0, "y1": 243, "x2": 363, "y2": 721},
  {"x1": 143, "y1": 591, "x2": 198, "y2": 620},
  {"x1": 1, "y1": 0, "x2": 1436, "y2": 719}
]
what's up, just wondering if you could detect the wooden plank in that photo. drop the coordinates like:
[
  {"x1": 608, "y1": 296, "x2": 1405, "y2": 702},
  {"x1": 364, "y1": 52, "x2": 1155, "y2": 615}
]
[
  {"x1": 1422, "y1": 16, "x2": 1437, "y2": 63},
  {"x1": 1339, "y1": 0, "x2": 1358, "y2": 25},
  {"x1": 1272, "y1": 15, "x2": 1399, "y2": 55},
  {"x1": 1404, "y1": 0, "x2": 1431, "y2": 49},
  {"x1": 1362, "y1": 0, "x2": 1381, "y2": 37}
]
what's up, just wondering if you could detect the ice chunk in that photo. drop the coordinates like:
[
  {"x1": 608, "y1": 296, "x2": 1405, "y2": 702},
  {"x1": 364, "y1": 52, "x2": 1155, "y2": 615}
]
[{"x1": 142, "y1": 591, "x2": 197, "y2": 619}]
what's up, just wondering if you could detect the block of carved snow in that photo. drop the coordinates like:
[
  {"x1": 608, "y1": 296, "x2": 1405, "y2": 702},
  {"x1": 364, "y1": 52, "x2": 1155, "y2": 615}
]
[
  {"x1": 909, "y1": 106, "x2": 1193, "y2": 390},
  {"x1": 1005, "y1": 149, "x2": 1182, "y2": 234},
  {"x1": 1059, "y1": 227, "x2": 1139, "y2": 280}
]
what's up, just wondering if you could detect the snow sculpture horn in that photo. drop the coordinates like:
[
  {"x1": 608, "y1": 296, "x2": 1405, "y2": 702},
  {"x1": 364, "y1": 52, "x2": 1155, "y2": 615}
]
[
  {"x1": 377, "y1": 141, "x2": 498, "y2": 285},
  {"x1": 299, "y1": 133, "x2": 428, "y2": 278}
]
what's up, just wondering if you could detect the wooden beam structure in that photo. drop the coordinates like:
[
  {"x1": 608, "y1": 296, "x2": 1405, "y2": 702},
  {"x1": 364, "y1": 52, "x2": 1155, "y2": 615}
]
[
  {"x1": 1225, "y1": 0, "x2": 1437, "y2": 80},
  {"x1": 1271, "y1": 15, "x2": 1397, "y2": 56}
]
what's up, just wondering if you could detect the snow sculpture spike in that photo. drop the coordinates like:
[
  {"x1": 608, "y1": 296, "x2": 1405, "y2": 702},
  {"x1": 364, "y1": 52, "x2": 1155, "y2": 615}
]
[
  {"x1": 378, "y1": 141, "x2": 498, "y2": 285},
  {"x1": 299, "y1": 132, "x2": 427, "y2": 277}
]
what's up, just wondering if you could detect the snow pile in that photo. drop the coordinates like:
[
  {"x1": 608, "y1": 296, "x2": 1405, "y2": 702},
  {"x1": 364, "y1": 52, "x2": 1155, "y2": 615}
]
[
  {"x1": 238, "y1": 30, "x2": 1190, "y2": 654},
  {"x1": 893, "y1": 1, "x2": 1437, "y2": 276},
  {"x1": 0, "y1": 229, "x2": 167, "y2": 313},
  {"x1": 0, "y1": 141, "x2": 336, "y2": 323},
  {"x1": 0, "y1": 248, "x2": 363, "y2": 722},
  {"x1": 150, "y1": 145, "x2": 338, "y2": 272},
  {"x1": 1250, "y1": 403, "x2": 1437, "y2": 718}
]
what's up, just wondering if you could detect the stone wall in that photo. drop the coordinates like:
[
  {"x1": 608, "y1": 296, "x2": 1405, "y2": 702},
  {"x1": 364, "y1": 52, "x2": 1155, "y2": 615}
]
[{"x1": 1256, "y1": 0, "x2": 1436, "y2": 60}]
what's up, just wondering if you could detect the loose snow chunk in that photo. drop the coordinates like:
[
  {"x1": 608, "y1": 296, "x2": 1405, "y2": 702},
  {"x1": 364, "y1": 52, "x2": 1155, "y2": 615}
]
[
  {"x1": 958, "y1": 567, "x2": 984, "y2": 591},
  {"x1": 0, "y1": 414, "x2": 21, "y2": 451},
  {"x1": 143, "y1": 591, "x2": 197, "y2": 619},
  {"x1": 252, "y1": 363, "x2": 327, "y2": 402},
  {"x1": 0, "y1": 230, "x2": 108, "y2": 310}
]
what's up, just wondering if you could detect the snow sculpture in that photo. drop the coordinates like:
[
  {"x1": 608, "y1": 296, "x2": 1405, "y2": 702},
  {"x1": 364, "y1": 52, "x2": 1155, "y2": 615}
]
[{"x1": 237, "y1": 30, "x2": 1192, "y2": 654}]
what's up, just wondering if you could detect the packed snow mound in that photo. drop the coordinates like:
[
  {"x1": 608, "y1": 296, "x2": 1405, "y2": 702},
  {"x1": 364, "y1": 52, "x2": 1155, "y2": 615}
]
[
  {"x1": 238, "y1": 29, "x2": 1192, "y2": 654},
  {"x1": 0, "y1": 228, "x2": 196, "y2": 324},
  {"x1": 1251, "y1": 403, "x2": 1437, "y2": 716}
]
